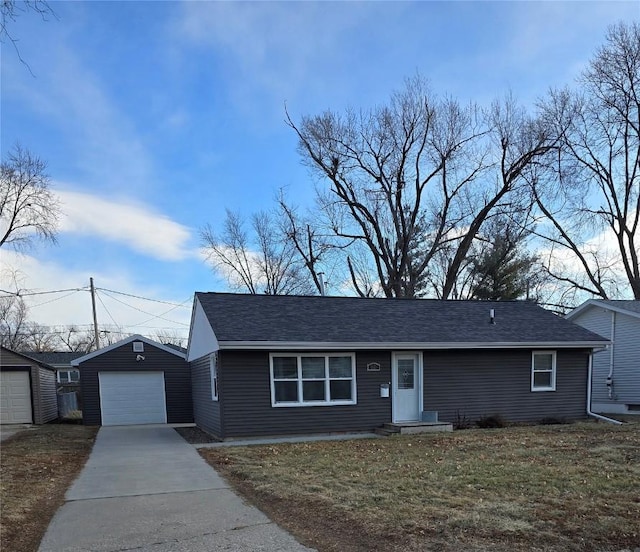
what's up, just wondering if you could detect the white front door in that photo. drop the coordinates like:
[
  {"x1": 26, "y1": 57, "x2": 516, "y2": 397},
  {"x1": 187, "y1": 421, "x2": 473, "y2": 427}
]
[{"x1": 392, "y1": 353, "x2": 422, "y2": 422}]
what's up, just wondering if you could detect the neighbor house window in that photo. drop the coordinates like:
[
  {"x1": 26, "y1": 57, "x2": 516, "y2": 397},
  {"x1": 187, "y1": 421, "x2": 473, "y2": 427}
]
[
  {"x1": 57, "y1": 370, "x2": 80, "y2": 384},
  {"x1": 210, "y1": 353, "x2": 218, "y2": 401},
  {"x1": 531, "y1": 351, "x2": 556, "y2": 391},
  {"x1": 270, "y1": 353, "x2": 356, "y2": 407}
]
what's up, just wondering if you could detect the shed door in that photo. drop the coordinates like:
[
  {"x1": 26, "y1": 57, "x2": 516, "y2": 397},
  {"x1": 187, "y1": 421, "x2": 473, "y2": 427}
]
[
  {"x1": 98, "y1": 371, "x2": 166, "y2": 426},
  {"x1": 0, "y1": 371, "x2": 33, "y2": 424}
]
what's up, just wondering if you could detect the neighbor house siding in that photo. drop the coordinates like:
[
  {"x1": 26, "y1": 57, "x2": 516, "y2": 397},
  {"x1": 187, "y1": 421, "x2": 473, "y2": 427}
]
[
  {"x1": 0, "y1": 348, "x2": 57, "y2": 424},
  {"x1": 571, "y1": 308, "x2": 640, "y2": 412},
  {"x1": 190, "y1": 354, "x2": 222, "y2": 437},
  {"x1": 612, "y1": 312, "x2": 640, "y2": 407},
  {"x1": 81, "y1": 343, "x2": 192, "y2": 425},
  {"x1": 571, "y1": 308, "x2": 613, "y2": 405},
  {"x1": 219, "y1": 350, "x2": 392, "y2": 438},
  {"x1": 423, "y1": 349, "x2": 590, "y2": 423}
]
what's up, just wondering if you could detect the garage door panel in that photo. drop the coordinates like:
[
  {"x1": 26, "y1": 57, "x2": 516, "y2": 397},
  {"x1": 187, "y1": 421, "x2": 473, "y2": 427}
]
[
  {"x1": 99, "y1": 372, "x2": 166, "y2": 426},
  {"x1": 1, "y1": 371, "x2": 33, "y2": 424}
]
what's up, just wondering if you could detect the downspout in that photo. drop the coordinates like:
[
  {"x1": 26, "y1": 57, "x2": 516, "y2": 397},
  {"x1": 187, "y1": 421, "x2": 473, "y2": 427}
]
[
  {"x1": 587, "y1": 350, "x2": 622, "y2": 425},
  {"x1": 606, "y1": 311, "x2": 616, "y2": 399}
]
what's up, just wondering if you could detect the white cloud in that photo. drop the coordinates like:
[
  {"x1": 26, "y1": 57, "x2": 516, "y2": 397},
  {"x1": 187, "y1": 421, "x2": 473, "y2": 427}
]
[
  {"x1": 0, "y1": 251, "x2": 192, "y2": 339},
  {"x1": 57, "y1": 188, "x2": 194, "y2": 261}
]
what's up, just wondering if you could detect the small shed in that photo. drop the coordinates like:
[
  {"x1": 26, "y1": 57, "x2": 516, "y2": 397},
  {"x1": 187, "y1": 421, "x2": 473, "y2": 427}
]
[
  {"x1": 73, "y1": 335, "x2": 192, "y2": 426},
  {"x1": 0, "y1": 346, "x2": 58, "y2": 424}
]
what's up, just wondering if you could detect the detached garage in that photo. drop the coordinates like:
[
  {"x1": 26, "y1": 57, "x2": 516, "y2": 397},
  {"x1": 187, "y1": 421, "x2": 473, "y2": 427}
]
[
  {"x1": 0, "y1": 347, "x2": 58, "y2": 425},
  {"x1": 74, "y1": 335, "x2": 192, "y2": 426}
]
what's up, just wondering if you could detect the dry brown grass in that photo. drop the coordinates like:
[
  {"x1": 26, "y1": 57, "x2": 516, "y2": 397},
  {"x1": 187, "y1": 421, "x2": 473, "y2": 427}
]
[
  {"x1": 201, "y1": 423, "x2": 640, "y2": 552},
  {"x1": 0, "y1": 424, "x2": 97, "y2": 552}
]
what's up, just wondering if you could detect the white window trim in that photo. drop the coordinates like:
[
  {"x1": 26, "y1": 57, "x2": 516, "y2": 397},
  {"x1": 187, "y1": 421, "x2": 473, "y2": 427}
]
[
  {"x1": 531, "y1": 351, "x2": 556, "y2": 392},
  {"x1": 270, "y1": 353, "x2": 357, "y2": 407},
  {"x1": 57, "y1": 369, "x2": 80, "y2": 384},
  {"x1": 210, "y1": 352, "x2": 218, "y2": 401}
]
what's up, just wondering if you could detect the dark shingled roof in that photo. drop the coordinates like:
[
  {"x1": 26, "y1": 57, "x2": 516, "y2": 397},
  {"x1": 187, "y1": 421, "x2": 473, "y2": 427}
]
[
  {"x1": 21, "y1": 351, "x2": 86, "y2": 366},
  {"x1": 196, "y1": 293, "x2": 608, "y2": 345}
]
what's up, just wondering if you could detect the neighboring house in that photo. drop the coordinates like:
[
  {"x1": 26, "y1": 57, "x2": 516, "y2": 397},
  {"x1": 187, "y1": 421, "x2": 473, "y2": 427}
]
[
  {"x1": 566, "y1": 300, "x2": 640, "y2": 415},
  {"x1": 0, "y1": 346, "x2": 58, "y2": 424},
  {"x1": 187, "y1": 293, "x2": 609, "y2": 440},
  {"x1": 22, "y1": 351, "x2": 86, "y2": 387},
  {"x1": 72, "y1": 335, "x2": 193, "y2": 426}
]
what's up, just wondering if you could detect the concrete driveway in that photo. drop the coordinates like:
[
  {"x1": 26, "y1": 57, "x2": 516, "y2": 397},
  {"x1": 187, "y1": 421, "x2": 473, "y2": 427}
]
[{"x1": 38, "y1": 425, "x2": 314, "y2": 552}]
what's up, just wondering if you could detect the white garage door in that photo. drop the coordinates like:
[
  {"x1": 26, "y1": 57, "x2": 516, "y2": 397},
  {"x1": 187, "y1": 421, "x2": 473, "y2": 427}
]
[
  {"x1": 99, "y1": 371, "x2": 167, "y2": 426},
  {"x1": 0, "y1": 371, "x2": 33, "y2": 424}
]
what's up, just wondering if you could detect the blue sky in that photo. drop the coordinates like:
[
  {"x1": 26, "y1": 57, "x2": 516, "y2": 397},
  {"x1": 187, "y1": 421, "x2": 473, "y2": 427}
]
[{"x1": 1, "y1": 1, "x2": 638, "y2": 340}]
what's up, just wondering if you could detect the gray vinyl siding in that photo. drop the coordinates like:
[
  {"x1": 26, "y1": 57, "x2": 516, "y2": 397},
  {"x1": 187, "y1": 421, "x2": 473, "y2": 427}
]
[
  {"x1": 423, "y1": 349, "x2": 590, "y2": 423},
  {"x1": 33, "y1": 365, "x2": 58, "y2": 424},
  {"x1": 612, "y1": 313, "x2": 640, "y2": 406},
  {"x1": 190, "y1": 354, "x2": 222, "y2": 437},
  {"x1": 571, "y1": 308, "x2": 640, "y2": 410},
  {"x1": 571, "y1": 308, "x2": 613, "y2": 404},
  {"x1": 218, "y1": 350, "x2": 391, "y2": 438},
  {"x1": 80, "y1": 343, "x2": 192, "y2": 425}
]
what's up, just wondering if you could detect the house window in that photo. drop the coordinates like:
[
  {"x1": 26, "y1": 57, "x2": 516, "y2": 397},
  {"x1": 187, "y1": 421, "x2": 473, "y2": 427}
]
[
  {"x1": 270, "y1": 353, "x2": 356, "y2": 407},
  {"x1": 57, "y1": 370, "x2": 80, "y2": 384},
  {"x1": 210, "y1": 353, "x2": 218, "y2": 401},
  {"x1": 531, "y1": 351, "x2": 556, "y2": 391}
]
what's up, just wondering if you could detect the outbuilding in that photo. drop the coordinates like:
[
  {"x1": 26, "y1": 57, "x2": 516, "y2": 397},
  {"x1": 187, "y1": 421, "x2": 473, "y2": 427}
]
[
  {"x1": 73, "y1": 335, "x2": 192, "y2": 426},
  {"x1": 0, "y1": 346, "x2": 58, "y2": 424}
]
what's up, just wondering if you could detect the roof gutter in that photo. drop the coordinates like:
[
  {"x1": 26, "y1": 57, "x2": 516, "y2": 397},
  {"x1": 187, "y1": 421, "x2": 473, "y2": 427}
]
[
  {"x1": 586, "y1": 351, "x2": 622, "y2": 425},
  {"x1": 217, "y1": 340, "x2": 610, "y2": 351}
]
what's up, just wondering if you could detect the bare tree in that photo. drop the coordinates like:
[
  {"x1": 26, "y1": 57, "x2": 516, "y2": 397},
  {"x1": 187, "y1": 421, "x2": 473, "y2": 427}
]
[
  {"x1": 1, "y1": 144, "x2": 60, "y2": 251},
  {"x1": 0, "y1": 294, "x2": 29, "y2": 349},
  {"x1": 57, "y1": 325, "x2": 96, "y2": 353},
  {"x1": 1, "y1": 0, "x2": 56, "y2": 72},
  {"x1": 534, "y1": 22, "x2": 640, "y2": 299},
  {"x1": 154, "y1": 329, "x2": 186, "y2": 349},
  {"x1": 22, "y1": 321, "x2": 58, "y2": 352},
  {"x1": 288, "y1": 77, "x2": 555, "y2": 298},
  {"x1": 201, "y1": 209, "x2": 316, "y2": 295}
]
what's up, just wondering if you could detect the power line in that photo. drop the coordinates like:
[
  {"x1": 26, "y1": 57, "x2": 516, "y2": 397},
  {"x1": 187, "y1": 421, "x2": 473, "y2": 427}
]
[
  {"x1": 98, "y1": 290, "x2": 189, "y2": 326},
  {"x1": 96, "y1": 287, "x2": 192, "y2": 307},
  {"x1": 95, "y1": 290, "x2": 121, "y2": 330},
  {"x1": 30, "y1": 290, "x2": 83, "y2": 309},
  {"x1": 0, "y1": 287, "x2": 88, "y2": 297}
]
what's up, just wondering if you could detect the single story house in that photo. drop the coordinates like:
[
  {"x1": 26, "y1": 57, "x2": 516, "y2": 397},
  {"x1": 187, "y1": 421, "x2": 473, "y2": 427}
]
[
  {"x1": 566, "y1": 299, "x2": 640, "y2": 415},
  {"x1": 187, "y1": 293, "x2": 610, "y2": 439},
  {"x1": 0, "y1": 346, "x2": 58, "y2": 424},
  {"x1": 72, "y1": 335, "x2": 193, "y2": 426}
]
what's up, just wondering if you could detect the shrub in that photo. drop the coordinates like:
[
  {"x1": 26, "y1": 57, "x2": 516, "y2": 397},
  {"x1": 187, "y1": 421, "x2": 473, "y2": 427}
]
[
  {"x1": 539, "y1": 417, "x2": 571, "y2": 425},
  {"x1": 476, "y1": 414, "x2": 507, "y2": 428},
  {"x1": 453, "y1": 410, "x2": 472, "y2": 430}
]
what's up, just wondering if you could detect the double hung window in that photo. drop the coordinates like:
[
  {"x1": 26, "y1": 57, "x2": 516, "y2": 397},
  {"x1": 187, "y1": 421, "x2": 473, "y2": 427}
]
[
  {"x1": 270, "y1": 354, "x2": 356, "y2": 406},
  {"x1": 531, "y1": 351, "x2": 556, "y2": 391}
]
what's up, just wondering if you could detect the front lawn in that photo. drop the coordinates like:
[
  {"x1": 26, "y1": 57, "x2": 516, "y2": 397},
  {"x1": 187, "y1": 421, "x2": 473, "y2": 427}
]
[
  {"x1": 201, "y1": 423, "x2": 640, "y2": 552},
  {"x1": 0, "y1": 425, "x2": 97, "y2": 552}
]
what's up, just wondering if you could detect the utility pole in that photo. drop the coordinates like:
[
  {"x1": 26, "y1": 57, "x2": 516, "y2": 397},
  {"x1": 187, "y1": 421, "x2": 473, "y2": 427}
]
[{"x1": 90, "y1": 277, "x2": 100, "y2": 351}]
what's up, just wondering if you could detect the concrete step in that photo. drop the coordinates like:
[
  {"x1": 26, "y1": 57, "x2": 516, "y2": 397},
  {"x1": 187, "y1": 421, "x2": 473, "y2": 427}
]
[
  {"x1": 382, "y1": 421, "x2": 453, "y2": 434},
  {"x1": 374, "y1": 427, "x2": 396, "y2": 437}
]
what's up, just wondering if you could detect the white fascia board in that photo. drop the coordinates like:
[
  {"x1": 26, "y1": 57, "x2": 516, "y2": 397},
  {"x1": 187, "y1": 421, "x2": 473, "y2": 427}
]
[
  {"x1": 217, "y1": 340, "x2": 610, "y2": 351},
  {"x1": 566, "y1": 300, "x2": 640, "y2": 321},
  {"x1": 186, "y1": 297, "x2": 219, "y2": 362},
  {"x1": 71, "y1": 334, "x2": 186, "y2": 366}
]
